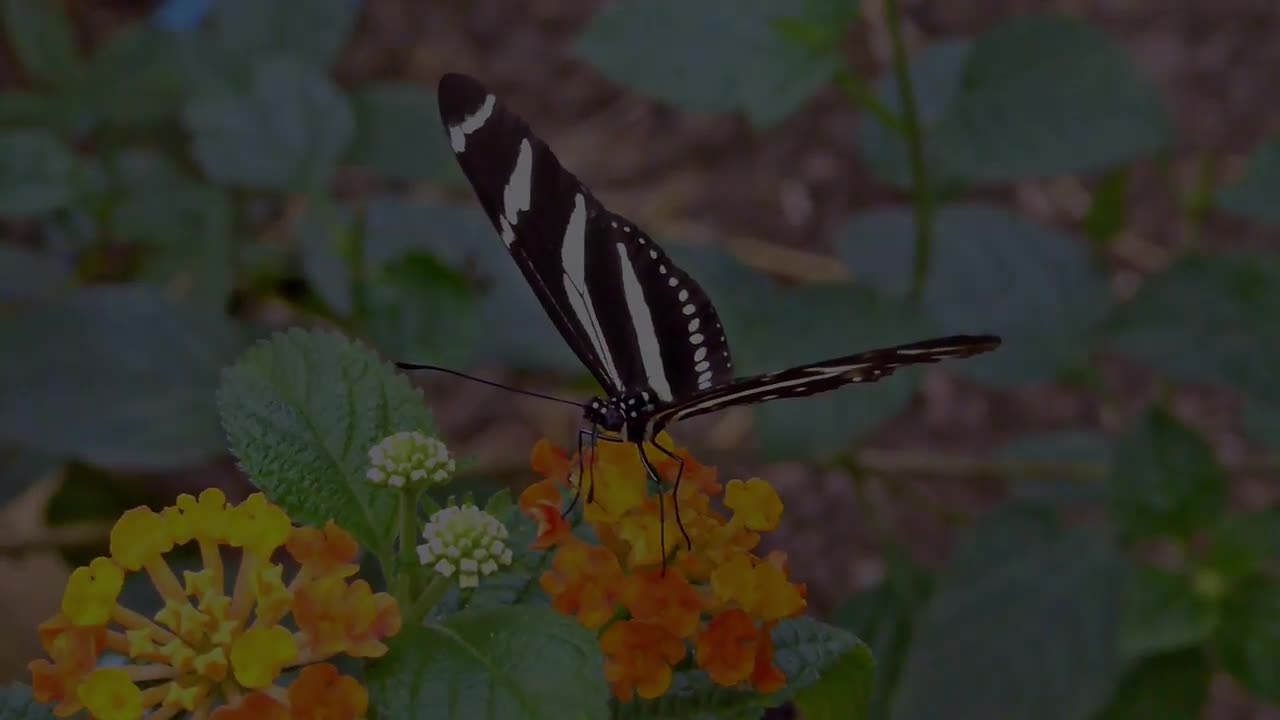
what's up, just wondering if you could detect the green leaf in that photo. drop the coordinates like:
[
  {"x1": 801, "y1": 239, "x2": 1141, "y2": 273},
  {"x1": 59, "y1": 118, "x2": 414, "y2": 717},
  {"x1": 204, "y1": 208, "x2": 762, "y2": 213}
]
[
  {"x1": 671, "y1": 245, "x2": 926, "y2": 460},
  {"x1": 614, "y1": 670, "x2": 764, "y2": 720},
  {"x1": 1217, "y1": 139, "x2": 1280, "y2": 226},
  {"x1": 793, "y1": 637, "x2": 875, "y2": 720},
  {"x1": 1095, "y1": 650, "x2": 1210, "y2": 720},
  {"x1": 0, "y1": 130, "x2": 76, "y2": 216},
  {"x1": 351, "y1": 83, "x2": 460, "y2": 183},
  {"x1": 575, "y1": 0, "x2": 847, "y2": 128},
  {"x1": 0, "y1": 683, "x2": 55, "y2": 720},
  {"x1": 859, "y1": 17, "x2": 1170, "y2": 186},
  {"x1": 1000, "y1": 430, "x2": 1111, "y2": 508},
  {"x1": 1083, "y1": 169, "x2": 1129, "y2": 248},
  {"x1": 1214, "y1": 577, "x2": 1280, "y2": 702},
  {"x1": 1106, "y1": 251, "x2": 1280, "y2": 404},
  {"x1": 210, "y1": 0, "x2": 357, "y2": 70},
  {"x1": 362, "y1": 253, "x2": 479, "y2": 371},
  {"x1": 1118, "y1": 566, "x2": 1215, "y2": 662},
  {"x1": 1108, "y1": 408, "x2": 1226, "y2": 541},
  {"x1": 217, "y1": 329, "x2": 433, "y2": 557},
  {"x1": 1243, "y1": 399, "x2": 1280, "y2": 451},
  {"x1": 296, "y1": 202, "x2": 355, "y2": 315},
  {"x1": 81, "y1": 26, "x2": 187, "y2": 128},
  {"x1": 367, "y1": 606, "x2": 609, "y2": 720},
  {"x1": 184, "y1": 57, "x2": 355, "y2": 190},
  {"x1": 0, "y1": 285, "x2": 243, "y2": 468},
  {"x1": 0, "y1": 0, "x2": 80, "y2": 88},
  {"x1": 770, "y1": 617, "x2": 865, "y2": 693},
  {"x1": 837, "y1": 204, "x2": 1109, "y2": 387},
  {"x1": 832, "y1": 557, "x2": 932, "y2": 719},
  {"x1": 0, "y1": 244, "x2": 72, "y2": 301},
  {"x1": 890, "y1": 509, "x2": 1125, "y2": 720},
  {"x1": 1205, "y1": 510, "x2": 1280, "y2": 584}
]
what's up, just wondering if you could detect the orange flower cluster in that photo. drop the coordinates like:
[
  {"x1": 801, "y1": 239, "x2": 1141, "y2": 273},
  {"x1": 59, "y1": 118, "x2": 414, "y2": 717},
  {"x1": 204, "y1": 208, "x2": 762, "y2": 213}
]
[
  {"x1": 519, "y1": 436, "x2": 806, "y2": 702},
  {"x1": 29, "y1": 490, "x2": 400, "y2": 720}
]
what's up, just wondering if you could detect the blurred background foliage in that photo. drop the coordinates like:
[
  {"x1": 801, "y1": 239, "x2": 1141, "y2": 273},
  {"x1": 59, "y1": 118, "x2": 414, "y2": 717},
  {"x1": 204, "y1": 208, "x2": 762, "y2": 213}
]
[{"x1": 0, "y1": 0, "x2": 1278, "y2": 718}]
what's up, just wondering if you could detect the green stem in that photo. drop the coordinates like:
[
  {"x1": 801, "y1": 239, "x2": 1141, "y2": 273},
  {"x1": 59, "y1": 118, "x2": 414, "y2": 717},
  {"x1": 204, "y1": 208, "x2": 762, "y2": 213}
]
[
  {"x1": 834, "y1": 66, "x2": 905, "y2": 136},
  {"x1": 407, "y1": 575, "x2": 456, "y2": 625},
  {"x1": 884, "y1": 0, "x2": 935, "y2": 304},
  {"x1": 395, "y1": 487, "x2": 421, "y2": 605}
]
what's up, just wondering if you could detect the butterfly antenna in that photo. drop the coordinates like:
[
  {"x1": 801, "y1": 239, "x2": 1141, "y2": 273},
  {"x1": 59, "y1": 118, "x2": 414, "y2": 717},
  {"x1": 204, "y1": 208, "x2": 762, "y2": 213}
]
[{"x1": 395, "y1": 363, "x2": 586, "y2": 409}]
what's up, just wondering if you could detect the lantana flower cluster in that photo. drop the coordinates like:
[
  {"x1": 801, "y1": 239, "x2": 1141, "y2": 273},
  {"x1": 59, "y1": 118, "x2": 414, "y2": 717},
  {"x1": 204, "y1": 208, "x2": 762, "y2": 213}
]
[
  {"x1": 518, "y1": 435, "x2": 807, "y2": 702},
  {"x1": 29, "y1": 489, "x2": 400, "y2": 719}
]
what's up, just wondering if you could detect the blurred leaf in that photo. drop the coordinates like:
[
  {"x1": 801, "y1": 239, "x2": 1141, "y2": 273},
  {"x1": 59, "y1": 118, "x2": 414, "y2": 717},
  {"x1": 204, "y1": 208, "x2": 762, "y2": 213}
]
[
  {"x1": 153, "y1": 0, "x2": 215, "y2": 32},
  {"x1": 0, "y1": 683, "x2": 55, "y2": 720},
  {"x1": 930, "y1": 16, "x2": 1171, "y2": 184},
  {"x1": 771, "y1": 617, "x2": 867, "y2": 697},
  {"x1": 184, "y1": 57, "x2": 354, "y2": 190},
  {"x1": 0, "y1": 285, "x2": 243, "y2": 468},
  {"x1": 351, "y1": 83, "x2": 460, "y2": 183},
  {"x1": 891, "y1": 508, "x2": 1125, "y2": 720},
  {"x1": 575, "y1": 0, "x2": 849, "y2": 128},
  {"x1": 837, "y1": 204, "x2": 1109, "y2": 387},
  {"x1": 1108, "y1": 408, "x2": 1226, "y2": 541},
  {"x1": 0, "y1": 129, "x2": 76, "y2": 216},
  {"x1": 81, "y1": 27, "x2": 187, "y2": 128},
  {"x1": 1214, "y1": 577, "x2": 1280, "y2": 702},
  {"x1": 1000, "y1": 430, "x2": 1111, "y2": 508},
  {"x1": 856, "y1": 40, "x2": 973, "y2": 190},
  {"x1": 832, "y1": 557, "x2": 932, "y2": 719},
  {"x1": 0, "y1": 447, "x2": 61, "y2": 507},
  {"x1": 0, "y1": 0, "x2": 80, "y2": 89},
  {"x1": 296, "y1": 202, "x2": 355, "y2": 315},
  {"x1": 217, "y1": 329, "x2": 432, "y2": 557},
  {"x1": 1243, "y1": 399, "x2": 1280, "y2": 451},
  {"x1": 615, "y1": 670, "x2": 766, "y2": 720},
  {"x1": 362, "y1": 253, "x2": 479, "y2": 371},
  {"x1": 773, "y1": 0, "x2": 862, "y2": 56},
  {"x1": 1119, "y1": 566, "x2": 1215, "y2": 662},
  {"x1": 367, "y1": 607, "x2": 609, "y2": 720},
  {"x1": 1106, "y1": 251, "x2": 1280, "y2": 404},
  {"x1": 0, "y1": 244, "x2": 72, "y2": 301},
  {"x1": 210, "y1": 0, "x2": 357, "y2": 70},
  {"x1": 1217, "y1": 139, "x2": 1280, "y2": 225},
  {"x1": 1095, "y1": 650, "x2": 1210, "y2": 720},
  {"x1": 1083, "y1": 170, "x2": 1129, "y2": 248},
  {"x1": 793, "y1": 642, "x2": 875, "y2": 720},
  {"x1": 1205, "y1": 510, "x2": 1280, "y2": 585},
  {"x1": 672, "y1": 245, "x2": 928, "y2": 460}
]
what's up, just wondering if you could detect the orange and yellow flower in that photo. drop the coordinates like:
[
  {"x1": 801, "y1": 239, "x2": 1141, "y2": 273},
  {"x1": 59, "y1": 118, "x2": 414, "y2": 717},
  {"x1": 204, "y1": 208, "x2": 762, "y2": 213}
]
[
  {"x1": 519, "y1": 436, "x2": 806, "y2": 702},
  {"x1": 29, "y1": 490, "x2": 399, "y2": 719}
]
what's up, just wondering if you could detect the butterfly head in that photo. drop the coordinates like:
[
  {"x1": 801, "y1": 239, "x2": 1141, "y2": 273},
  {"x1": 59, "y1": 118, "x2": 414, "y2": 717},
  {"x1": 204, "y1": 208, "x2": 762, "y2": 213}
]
[{"x1": 584, "y1": 397, "x2": 626, "y2": 434}]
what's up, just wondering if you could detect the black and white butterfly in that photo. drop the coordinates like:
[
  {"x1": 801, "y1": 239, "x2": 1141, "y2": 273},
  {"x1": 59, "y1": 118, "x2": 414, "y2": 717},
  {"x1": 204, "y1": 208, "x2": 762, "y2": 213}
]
[{"x1": 402, "y1": 73, "x2": 999, "y2": 547}]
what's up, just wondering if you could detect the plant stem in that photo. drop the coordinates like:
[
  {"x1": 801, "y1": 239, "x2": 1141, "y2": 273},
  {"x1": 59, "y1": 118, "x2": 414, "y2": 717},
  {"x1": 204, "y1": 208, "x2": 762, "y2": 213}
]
[
  {"x1": 883, "y1": 0, "x2": 935, "y2": 304},
  {"x1": 408, "y1": 575, "x2": 456, "y2": 625},
  {"x1": 395, "y1": 487, "x2": 421, "y2": 605},
  {"x1": 834, "y1": 66, "x2": 905, "y2": 136}
]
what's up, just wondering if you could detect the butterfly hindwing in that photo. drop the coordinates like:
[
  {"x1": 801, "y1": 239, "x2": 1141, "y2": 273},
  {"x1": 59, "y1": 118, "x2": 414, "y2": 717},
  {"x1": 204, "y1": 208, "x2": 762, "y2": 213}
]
[
  {"x1": 438, "y1": 72, "x2": 733, "y2": 399},
  {"x1": 648, "y1": 335, "x2": 1001, "y2": 433}
]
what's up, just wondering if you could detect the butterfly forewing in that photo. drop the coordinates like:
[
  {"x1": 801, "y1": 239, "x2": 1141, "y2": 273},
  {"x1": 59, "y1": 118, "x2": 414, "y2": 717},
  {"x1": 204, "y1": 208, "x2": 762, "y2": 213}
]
[
  {"x1": 438, "y1": 72, "x2": 733, "y2": 400},
  {"x1": 648, "y1": 335, "x2": 1001, "y2": 433}
]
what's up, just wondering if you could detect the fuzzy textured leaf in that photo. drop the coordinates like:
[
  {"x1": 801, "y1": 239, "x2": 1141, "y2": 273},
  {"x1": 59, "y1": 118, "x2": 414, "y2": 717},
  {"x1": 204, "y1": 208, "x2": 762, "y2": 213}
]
[{"x1": 217, "y1": 329, "x2": 433, "y2": 556}]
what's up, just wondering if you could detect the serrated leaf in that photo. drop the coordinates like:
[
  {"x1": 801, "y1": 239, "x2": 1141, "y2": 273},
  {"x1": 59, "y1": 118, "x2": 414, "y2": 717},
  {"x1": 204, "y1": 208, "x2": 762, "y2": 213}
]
[
  {"x1": 793, "y1": 641, "x2": 875, "y2": 720},
  {"x1": 1095, "y1": 650, "x2": 1210, "y2": 720},
  {"x1": 1108, "y1": 408, "x2": 1226, "y2": 541},
  {"x1": 0, "y1": 683, "x2": 55, "y2": 720},
  {"x1": 1107, "y1": 251, "x2": 1280, "y2": 405},
  {"x1": 0, "y1": 130, "x2": 76, "y2": 217},
  {"x1": 351, "y1": 83, "x2": 460, "y2": 183},
  {"x1": 575, "y1": 0, "x2": 845, "y2": 128},
  {"x1": 837, "y1": 204, "x2": 1108, "y2": 387},
  {"x1": 770, "y1": 617, "x2": 864, "y2": 692},
  {"x1": 1218, "y1": 139, "x2": 1280, "y2": 226},
  {"x1": 1, "y1": 0, "x2": 80, "y2": 89},
  {"x1": 1119, "y1": 566, "x2": 1215, "y2": 661},
  {"x1": 891, "y1": 509, "x2": 1125, "y2": 720},
  {"x1": 184, "y1": 57, "x2": 354, "y2": 190},
  {"x1": 0, "y1": 244, "x2": 72, "y2": 301},
  {"x1": 1214, "y1": 577, "x2": 1280, "y2": 702},
  {"x1": 210, "y1": 0, "x2": 357, "y2": 70},
  {"x1": 0, "y1": 285, "x2": 242, "y2": 468},
  {"x1": 858, "y1": 17, "x2": 1170, "y2": 187},
  {"x1": 367, "y1": 606, "x2": 609, "y2": 720},
  {"x1": 217, "y1": 329, "x2": 433, "y2": 557}
]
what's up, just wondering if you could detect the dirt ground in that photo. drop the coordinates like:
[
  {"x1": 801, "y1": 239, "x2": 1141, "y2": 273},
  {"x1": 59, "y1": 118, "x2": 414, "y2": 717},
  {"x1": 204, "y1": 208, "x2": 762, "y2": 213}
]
[{"x1": 5, "y1": 1, "x2": 1279, "y2": 717}]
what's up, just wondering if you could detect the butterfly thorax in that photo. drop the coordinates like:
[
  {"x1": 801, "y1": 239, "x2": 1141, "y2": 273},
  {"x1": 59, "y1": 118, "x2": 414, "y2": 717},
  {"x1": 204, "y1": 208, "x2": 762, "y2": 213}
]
[{"x1": 583, "y1": 392, "x2": 657, "y2": 443}]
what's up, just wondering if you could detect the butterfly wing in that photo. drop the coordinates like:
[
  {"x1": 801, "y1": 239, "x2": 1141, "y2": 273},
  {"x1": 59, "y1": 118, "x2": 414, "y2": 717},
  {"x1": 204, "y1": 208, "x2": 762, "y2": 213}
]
[
  {"x1": 647, "y1": 335, "x2": 1001, "y2": 433},
  {"x1": 437, "y1": 73, "x2": 733, "y2": 401}
]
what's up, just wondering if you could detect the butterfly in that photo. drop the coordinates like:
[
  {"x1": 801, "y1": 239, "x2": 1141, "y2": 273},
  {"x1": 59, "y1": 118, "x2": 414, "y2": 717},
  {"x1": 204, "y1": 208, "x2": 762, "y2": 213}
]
[{"x1": 402, "y1": 72, "x2": 1000, "y2": 553}]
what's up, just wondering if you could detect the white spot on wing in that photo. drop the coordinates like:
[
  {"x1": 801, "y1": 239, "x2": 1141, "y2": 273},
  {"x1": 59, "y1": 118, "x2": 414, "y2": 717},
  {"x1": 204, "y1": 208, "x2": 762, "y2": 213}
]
[
  {"x1": 695, "y1": 360, "x2": 710, "y2": 372},
  {"x1": 677, "y1": 290, "x2": 689, "y2": 302},
  {"x1": 668, "y1": 277, "x2": 678, "y2": 287},
  {"x1": 682, "y1": 304, "x2": 696, "y2": 315},
  {"x1": 448, "y1": 94, "x2": 496, "y2": 153},
  {"x1": 690, "y1": 333, "x2": 704, "y2": 345},
  {"x1": 687, "y1": 318, "x2": 700, "y2": 332},
  {"x1": 694, "y1": 347, "x2": 707, "y2": 362},
  {"x1": 503, "y1": 139, "x2": 533, "y2": 224},
  {"x1": 616, "y1": 242, "x2": 673, "y2": 401}
]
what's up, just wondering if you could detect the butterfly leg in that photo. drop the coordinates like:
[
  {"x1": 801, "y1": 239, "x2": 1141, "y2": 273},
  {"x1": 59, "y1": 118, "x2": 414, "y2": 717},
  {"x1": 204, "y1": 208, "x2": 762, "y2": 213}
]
[
  {"x1": 649, "y1": 439, "x2": 692, "y2": 551},
  {"x1": 562, "y1": 426, "x2": 596, "y2": 518}
]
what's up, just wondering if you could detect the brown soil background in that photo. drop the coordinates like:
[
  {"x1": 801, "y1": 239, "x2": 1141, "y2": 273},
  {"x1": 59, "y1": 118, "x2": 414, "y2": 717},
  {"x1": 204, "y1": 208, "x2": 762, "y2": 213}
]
[{"x1": 2, "y1": 1, "x2": 1278, "y2": 718}]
